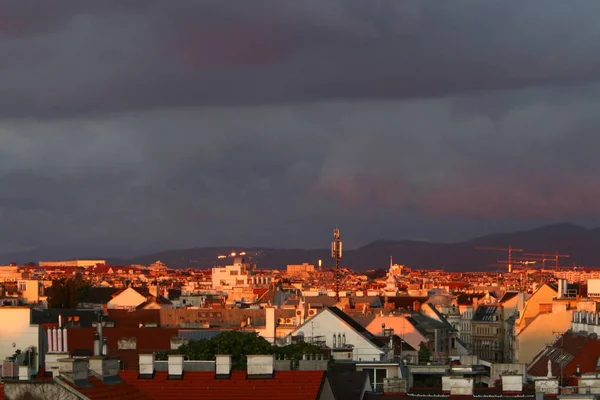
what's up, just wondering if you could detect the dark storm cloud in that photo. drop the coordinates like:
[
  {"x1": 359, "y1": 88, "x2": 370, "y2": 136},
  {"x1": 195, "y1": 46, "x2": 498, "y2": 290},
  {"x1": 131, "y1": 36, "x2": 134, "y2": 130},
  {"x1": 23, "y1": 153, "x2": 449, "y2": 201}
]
[
  {"x1": 2, "y1": 1, "x2": 600, "y2": 257},
  {"x1": 2, "y1": 82, "x2": 600, "y2": 253},
  {"x1": 2, "y1": 1, "x2": 600, "y2": 117}
]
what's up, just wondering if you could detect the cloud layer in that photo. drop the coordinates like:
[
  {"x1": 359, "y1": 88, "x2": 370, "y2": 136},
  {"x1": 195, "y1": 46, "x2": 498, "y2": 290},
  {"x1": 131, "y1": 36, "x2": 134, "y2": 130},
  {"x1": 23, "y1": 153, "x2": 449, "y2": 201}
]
[{"x1": 1, "y1": 1, "x2": 600, "y2": 257}]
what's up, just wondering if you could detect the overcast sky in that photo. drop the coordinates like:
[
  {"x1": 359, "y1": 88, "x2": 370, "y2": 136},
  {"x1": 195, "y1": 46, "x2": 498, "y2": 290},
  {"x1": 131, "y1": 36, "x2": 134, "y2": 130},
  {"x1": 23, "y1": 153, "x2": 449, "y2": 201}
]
[{"x1": 2, "y1": 0, "x2": 600, "y2": 257}]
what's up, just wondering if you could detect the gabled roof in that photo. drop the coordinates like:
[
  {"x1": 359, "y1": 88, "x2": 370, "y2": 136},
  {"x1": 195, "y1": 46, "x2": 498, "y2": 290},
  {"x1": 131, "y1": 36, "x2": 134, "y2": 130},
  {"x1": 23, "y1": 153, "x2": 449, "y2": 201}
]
[
  {"x1": 423, "y1": 303, "x2": 453, "y2": 329},
  {"x1": 119, "y1": 370, "x2": 326, "y2": 400},
  {"x1": 528, "y1": 330, "x2": 600, "y2": 377},
  {"x1": 327, "y1": 307, "x2": 386, "y2": 349},
  {"x1": 499, "y1": 292, "x2": 519, "y2": 303}
]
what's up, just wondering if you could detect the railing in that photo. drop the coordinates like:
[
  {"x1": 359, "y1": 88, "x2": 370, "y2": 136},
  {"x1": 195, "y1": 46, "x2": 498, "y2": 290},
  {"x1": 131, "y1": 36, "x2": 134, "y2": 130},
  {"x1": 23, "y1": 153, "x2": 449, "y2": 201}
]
[{"x1": 290, "y1": 335, "x2": 327, "y2": 346}]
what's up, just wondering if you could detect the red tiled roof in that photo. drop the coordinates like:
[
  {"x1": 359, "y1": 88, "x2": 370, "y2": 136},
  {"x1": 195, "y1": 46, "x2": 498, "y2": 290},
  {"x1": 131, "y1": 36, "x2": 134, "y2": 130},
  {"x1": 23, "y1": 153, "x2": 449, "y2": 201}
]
[
  {"x1": 528, "y1": 331, "x2": 600, "y2": 377},
  {"x1": 0, "y1": 383, "x2": 4, "y2": 400},
  {"x1": 67, "y1": 327, "x2": 178, "y2": 369},
  {"x1": 60, "y1": 376, "x2": 151, "y2": 400},
  {"x1": 119, "y1": 370, "x2": 325, "y2": 400}
]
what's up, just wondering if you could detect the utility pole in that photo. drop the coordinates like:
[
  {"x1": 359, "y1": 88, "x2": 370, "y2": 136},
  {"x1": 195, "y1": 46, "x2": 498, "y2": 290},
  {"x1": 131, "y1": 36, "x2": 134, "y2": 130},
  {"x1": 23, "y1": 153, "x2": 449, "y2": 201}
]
[{"x1": 331, "y1": 228, "x2": 343, "y2": 302}]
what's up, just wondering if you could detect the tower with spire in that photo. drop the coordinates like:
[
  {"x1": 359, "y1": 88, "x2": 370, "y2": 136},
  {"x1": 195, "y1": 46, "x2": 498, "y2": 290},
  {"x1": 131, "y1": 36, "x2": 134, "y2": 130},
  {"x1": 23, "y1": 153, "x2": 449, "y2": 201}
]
[{"x1": 386, "y1": 256, "x2": 398, "y2": 293}]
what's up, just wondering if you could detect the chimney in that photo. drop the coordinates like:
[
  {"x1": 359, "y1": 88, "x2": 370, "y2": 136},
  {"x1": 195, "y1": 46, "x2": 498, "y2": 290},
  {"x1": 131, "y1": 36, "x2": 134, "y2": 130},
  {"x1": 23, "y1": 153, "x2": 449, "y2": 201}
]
[
  {"x1": 47, "y1": 327, "x2": 54, "y2": 352},
  {"x1": 59, "y1": 358, "x2": 90, "y2": 387},
  {"x1": 62, "y1": 328, "x2": 68, "y2": 353},
  {"x1": 215, "y1": 355, "x2": 232, "y2": 377},
  {"x1": 558, "y1": 279, "x2": 564, "y2": 298},
  {"x1": 57, "y1": 328, "x2": 64, "y2": 352},
  {"x1": 265, "y1": 307, "x2": 276, "y2": 343},
  {"x1": 247, "y1": 355, "x2": 274, "y2": 379},
  {"x1": 449, "y1": 377, "x2": 473, "y2": 396},
  {"x1": 274, "y1": 354, "x2": 292, "y2": 371},
  {"x1": 89, "y1": 356, "x2": 120, "y2": 383},
  {"x1": 168, "y1": 354, "x2": 184, "y2": 379},
  {"x1": 298, "y1": 353, "x2": 328, "y2": 371},
  {"x1": 94, "y1": 332, "x2": 101, "y2": 356},
  {"x1": 501, "y1": 374, "x2": 523, "y2": 393},
  {"x1": 413, "y1": 301, "x2": 421, "y2": 313},
  {"x1": 139, "y1": 354, "x2": 155, "y2": 378}
]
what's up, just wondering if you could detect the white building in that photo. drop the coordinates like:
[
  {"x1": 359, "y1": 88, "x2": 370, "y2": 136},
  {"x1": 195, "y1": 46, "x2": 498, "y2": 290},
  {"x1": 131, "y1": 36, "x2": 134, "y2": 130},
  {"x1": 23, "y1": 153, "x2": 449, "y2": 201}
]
[
  {"x1": 0, "y1": 308, "x2": 39, "y2": 371},
  {"x1": 106, "y1": 287, "x2": 172, "y2": 310},
  {"x1": 289, "y1": 307, "x2": 389, "y2": 362},
  {"x1": 38, "y1": 260, "x2": 106, "y2": 268},
  {"x1": 211, "y1": 257, "x2": 271, "y2": 291}
]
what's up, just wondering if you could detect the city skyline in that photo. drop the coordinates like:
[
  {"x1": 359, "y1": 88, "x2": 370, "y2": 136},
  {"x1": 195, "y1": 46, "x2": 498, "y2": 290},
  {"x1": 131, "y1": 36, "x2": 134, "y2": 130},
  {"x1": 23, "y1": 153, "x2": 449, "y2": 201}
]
[{"x1": 3, "y1": 1, "x2": 600, "y2": 255}]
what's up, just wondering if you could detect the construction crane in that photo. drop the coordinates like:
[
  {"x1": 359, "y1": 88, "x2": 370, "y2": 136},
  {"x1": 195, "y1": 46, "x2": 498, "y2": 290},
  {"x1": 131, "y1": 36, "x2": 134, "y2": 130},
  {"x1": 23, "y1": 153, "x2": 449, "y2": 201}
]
[
  {"x1": 522, "y1": 251, "x2": 570, "y2": 270},
  {"x1": 475, "y1": 245, "x2": 523, "y2": 273}
]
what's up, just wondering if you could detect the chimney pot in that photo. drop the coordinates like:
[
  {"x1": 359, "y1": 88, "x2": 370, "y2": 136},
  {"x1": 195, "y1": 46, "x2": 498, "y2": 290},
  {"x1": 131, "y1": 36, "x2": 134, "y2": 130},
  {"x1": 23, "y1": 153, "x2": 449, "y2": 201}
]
[
  {"x1": 139, "y1": 354, "x2": 155, "y2": 377},
  {"x1": 215, "y1": 355, "x2": 232, "y2": 377},
  {"x1": 168, "y1": 354, "x2": 184, "y2": 378},
  {"x1": 247, "y1": 355, "x2": 274, "y2": 378}
]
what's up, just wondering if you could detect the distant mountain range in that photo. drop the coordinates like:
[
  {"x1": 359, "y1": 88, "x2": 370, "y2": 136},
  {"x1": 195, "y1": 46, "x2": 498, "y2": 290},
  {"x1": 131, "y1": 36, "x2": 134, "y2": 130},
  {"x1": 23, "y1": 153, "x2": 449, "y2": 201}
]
[
  {"x1": 2, "y1": 223, "x2": 599, "y2": 271},
  {"x1": 111, "y1": 222, "x2": 599, "y2": 271}
]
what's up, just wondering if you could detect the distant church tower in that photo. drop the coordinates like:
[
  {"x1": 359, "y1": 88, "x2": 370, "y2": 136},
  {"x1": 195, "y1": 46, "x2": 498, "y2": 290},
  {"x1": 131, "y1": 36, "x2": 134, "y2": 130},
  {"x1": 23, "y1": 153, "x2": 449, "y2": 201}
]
[{"x1": 386, "y1": 256, "x2": 398, "y2": 292}]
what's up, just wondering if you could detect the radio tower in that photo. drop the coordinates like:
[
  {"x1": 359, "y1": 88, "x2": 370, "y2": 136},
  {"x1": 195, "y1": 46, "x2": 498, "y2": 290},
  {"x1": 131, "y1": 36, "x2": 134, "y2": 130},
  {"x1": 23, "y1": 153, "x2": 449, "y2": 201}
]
[{"x1": 331, "y1": 228, "x2": 343, "y2": 302}]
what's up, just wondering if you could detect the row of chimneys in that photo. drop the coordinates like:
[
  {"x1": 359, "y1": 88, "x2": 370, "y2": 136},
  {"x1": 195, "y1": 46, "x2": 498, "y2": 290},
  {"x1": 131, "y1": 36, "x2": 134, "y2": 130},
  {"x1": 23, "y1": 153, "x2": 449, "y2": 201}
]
[
  {"x1": 47, "y1": 327, "x2": 68, "y2": 353},
  {"x1": 58, "y1": 356, "x2": 120, "y2": 386},
  {"x1": 138, "y1": 353, "x2": 328, "y2": 378},
  {"x1": 139, "y1": 354, "x2": 276, "y2": 378}
]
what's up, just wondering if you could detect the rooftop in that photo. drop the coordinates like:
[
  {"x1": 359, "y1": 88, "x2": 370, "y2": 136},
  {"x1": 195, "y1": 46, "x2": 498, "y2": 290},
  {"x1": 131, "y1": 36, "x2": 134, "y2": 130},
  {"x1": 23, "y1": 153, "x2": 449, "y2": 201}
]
[{"x1": 119, "y1": 370, "x2": 326, "y2": 400}]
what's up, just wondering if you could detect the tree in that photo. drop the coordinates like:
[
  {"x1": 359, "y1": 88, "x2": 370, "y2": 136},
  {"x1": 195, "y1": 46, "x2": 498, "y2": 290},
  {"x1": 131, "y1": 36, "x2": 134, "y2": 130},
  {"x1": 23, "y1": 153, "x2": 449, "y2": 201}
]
[
  {"x1": 177, "y1": 331, "x2": 273, "y2": 370},
  {"x1": 47, "y1": 278, "x2": 91, "y2": 309},
  {"x1": 418, "y1": 341, "x2": 431, "y2": 364},
  {"x1": 274, "y1": 342, "x2": 323, "y2": 361}
]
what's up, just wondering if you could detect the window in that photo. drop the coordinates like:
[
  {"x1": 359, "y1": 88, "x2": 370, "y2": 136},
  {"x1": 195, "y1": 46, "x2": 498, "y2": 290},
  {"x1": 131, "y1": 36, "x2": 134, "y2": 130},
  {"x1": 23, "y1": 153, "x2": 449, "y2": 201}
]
[
  {"x1": 374, "y1": 369, "x2": 387, "y2": 392},
  {"x1": 362, "y1": 368, "x2": 388, "y2": 392}
]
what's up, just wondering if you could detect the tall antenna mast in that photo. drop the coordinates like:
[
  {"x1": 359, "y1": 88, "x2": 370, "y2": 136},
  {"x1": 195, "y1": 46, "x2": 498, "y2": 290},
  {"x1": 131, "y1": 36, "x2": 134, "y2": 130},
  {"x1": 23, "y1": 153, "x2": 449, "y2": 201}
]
[{"x1": 331, "y1": 228, "x2": 343, "y2": 302}]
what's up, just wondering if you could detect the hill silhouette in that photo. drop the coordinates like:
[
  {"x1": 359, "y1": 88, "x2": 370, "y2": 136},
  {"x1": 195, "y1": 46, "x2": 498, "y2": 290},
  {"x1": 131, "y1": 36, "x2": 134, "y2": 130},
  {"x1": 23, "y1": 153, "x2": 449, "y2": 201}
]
[{"x1": 111, "y1": 222, "x2": 598, "y2": 271}]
